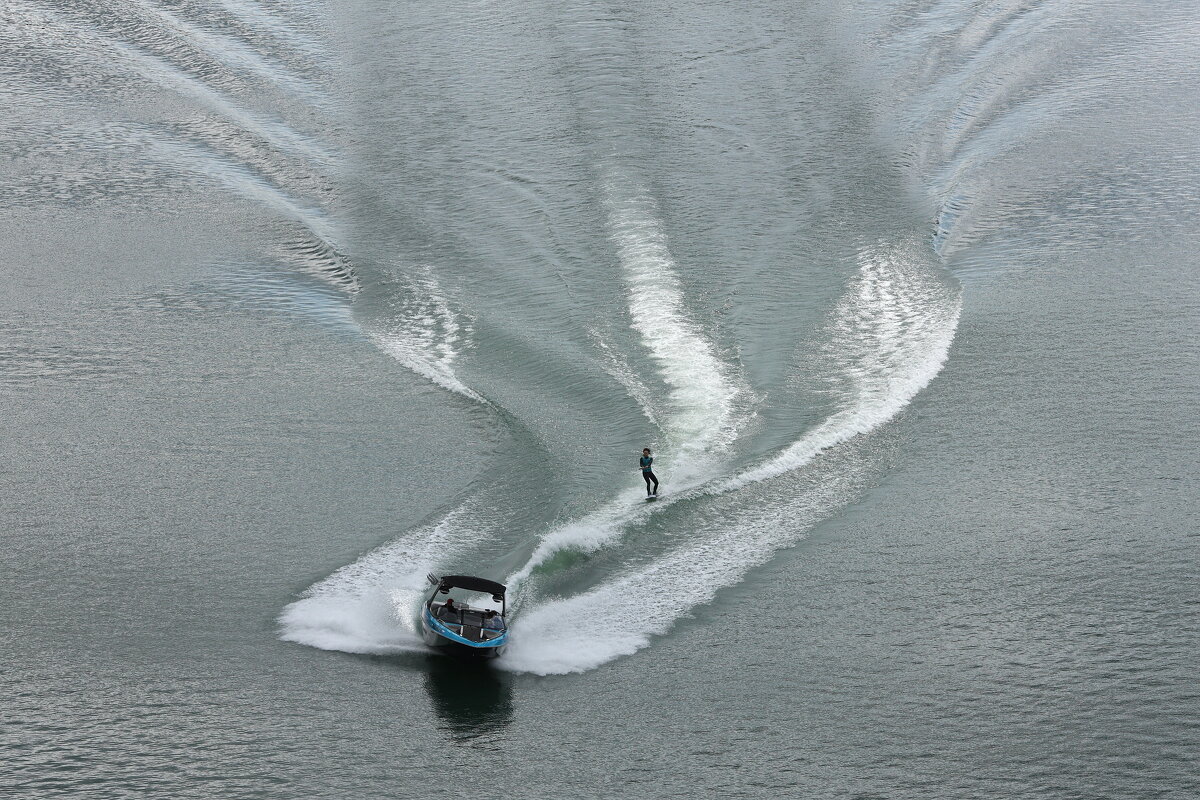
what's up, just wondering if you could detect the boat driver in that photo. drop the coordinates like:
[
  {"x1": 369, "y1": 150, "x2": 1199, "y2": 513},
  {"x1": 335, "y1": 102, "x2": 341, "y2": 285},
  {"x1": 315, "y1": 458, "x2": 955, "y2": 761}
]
[
  {"x1": 483, "y1": 609, "x2": 505, "y2": 630},
  {"x1": 438, "y1": 597, "x2": 460, "y2": 621}
]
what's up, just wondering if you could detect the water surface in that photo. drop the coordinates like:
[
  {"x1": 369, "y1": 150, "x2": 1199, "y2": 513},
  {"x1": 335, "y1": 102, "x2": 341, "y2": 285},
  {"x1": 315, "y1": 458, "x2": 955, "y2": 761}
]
[{"x1": 2, "y1": 0, "x2": 1197, "y2": 797}]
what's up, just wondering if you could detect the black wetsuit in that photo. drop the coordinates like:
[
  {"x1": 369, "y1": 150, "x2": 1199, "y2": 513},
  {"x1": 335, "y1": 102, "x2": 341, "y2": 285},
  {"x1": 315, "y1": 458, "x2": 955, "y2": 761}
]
[{"x1": 640, "y1": 455, "x2": 659, "y2": 495}]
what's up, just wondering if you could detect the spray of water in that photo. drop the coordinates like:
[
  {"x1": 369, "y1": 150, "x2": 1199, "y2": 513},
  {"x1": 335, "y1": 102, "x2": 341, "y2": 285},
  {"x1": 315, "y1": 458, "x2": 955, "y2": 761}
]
[{"x1": 501, "y1": 244, "x2": 961, "y2": 674}]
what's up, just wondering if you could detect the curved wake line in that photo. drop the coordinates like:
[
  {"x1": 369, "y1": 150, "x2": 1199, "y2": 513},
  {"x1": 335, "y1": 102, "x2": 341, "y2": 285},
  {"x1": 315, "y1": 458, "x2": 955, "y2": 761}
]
[
  {"x1": 24, "y1": 7, "x2": 483, "y2": 402},
  {"x1": 508, "y1": 243, "x2": 958, "y2": 596},
  {"x1": 718, "y1": 246, "x2": 961, "y2": 492},
  {"x1": 124, "y1": 0, "x2": 329, "y2": 109},
  {"x1": 499, "y1": 480, "x2": 846, "y2": 675},
  {"x1": 134, "y1": 130, "x2": 361, "y2": 297},
  {"x1": 276, "y1": 241, "x2": 959, "y2": 670},
  {"x1": 501, "y1": 245, "x2": 962, "y2": 674},
  {"x1": 280, "y1": 175, "x2": 736, "y2": 656},
  {"x1": 505, "y1": 177, "x2": 747, "y2": 589},
  {"x1": 24, "y1": 2, "x2": 334, "y2": 166},
  {"x1": 589, "y1": 329, "x2": 663, "y2": 429},
  {"x1": 359, "y1": 267, "x2": 487, "y2": 403}
]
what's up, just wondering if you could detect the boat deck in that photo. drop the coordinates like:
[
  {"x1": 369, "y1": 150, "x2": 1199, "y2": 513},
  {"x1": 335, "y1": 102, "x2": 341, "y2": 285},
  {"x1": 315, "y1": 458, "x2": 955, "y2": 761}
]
[{"x1": 430, "y1": 602, "x2": 505, "y2": 643}]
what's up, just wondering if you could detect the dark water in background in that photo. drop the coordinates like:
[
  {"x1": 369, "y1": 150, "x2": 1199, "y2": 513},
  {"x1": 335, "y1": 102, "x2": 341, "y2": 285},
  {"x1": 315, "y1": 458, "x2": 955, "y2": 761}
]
[{"x1": 2, "y1": 0, "x2": 1198, "y2": 797}]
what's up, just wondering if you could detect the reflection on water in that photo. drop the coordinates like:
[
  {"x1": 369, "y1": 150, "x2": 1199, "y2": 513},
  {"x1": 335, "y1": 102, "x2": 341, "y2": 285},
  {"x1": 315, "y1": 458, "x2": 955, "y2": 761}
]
[{"x1": 423, "y1": 657, "x2": 513, "y2": 741}]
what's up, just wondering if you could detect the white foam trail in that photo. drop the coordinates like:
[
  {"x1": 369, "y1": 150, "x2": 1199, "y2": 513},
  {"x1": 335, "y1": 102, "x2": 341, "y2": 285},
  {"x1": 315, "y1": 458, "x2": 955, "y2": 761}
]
[
  {"x1": 499, "y1": 478, "x2": 847, "y2": 675},
  {"x1": 505, "y1": 178, "x2": 745, "y2": 586},
  {"x1": 362, "y1": 267, "x2": 486, "y2": 403},
  {"x1": 279, "y1": 509, "x2": 475, "y2": 654},
  {"x1": 503, "y1": 244, "x2": 962, "y2": 674},
  {"x1": 277, "y1": 594, "x2": 429, "y2": 655},
  {"x1": 605, "y1": 179, "x2": 741, "y2": 464},
  {"x1": 718, "y1": 245, "x2": 961, "y2": 491}
]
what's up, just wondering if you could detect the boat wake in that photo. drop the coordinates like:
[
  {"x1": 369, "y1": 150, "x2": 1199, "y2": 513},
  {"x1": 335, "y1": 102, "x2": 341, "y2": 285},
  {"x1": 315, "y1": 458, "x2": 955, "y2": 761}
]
[
  {"x1": 10, "y1": 0, "x2": 485, "y2": 403},
  {"x1": 604, "y1": 173, "x2": 745, "y2": 465},
  {"x1": 279, "y1": 507, "x2": 481, "y2": 654},
  {"x1": 88, "y1": 0, "x2": 964, "y2": 671},
  {"x1": 503, "y1": 175, "x2": 749, "y2": 591},
  {"x1": 278, "y1": 229, "x2": 960, "y2": 672},
  {"x1": 500, "y1": 243, "x2": 960, "y2": 674},
  {"x1": 359, "y1": 266, "x2": 485, "y2": 403},
  {"x1": 716, "y1": 244, "x2": 961, "y2": 493}
]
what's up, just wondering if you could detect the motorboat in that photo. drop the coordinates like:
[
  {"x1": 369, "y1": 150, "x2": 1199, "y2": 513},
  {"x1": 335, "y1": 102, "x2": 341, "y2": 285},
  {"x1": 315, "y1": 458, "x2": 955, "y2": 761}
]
[{"x1": 420, "y1": 574, "x2": 509, "y2": 657}]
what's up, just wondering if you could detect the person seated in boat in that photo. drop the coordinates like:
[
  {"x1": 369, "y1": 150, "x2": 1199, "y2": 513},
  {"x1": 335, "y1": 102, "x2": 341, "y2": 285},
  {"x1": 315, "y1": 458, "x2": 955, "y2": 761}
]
[
  {"x1": 438, "y1": 597, "x2": 460, "y2": 622},
  {"x1": 483, "y1": 609, "x2": 505, "y2": 630}
]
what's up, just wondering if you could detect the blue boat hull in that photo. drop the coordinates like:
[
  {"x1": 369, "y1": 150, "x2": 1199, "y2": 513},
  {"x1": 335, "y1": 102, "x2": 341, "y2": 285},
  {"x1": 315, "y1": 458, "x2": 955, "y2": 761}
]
[{"x1": 420, "y1": 608, "x2": 508, "y2": 658}]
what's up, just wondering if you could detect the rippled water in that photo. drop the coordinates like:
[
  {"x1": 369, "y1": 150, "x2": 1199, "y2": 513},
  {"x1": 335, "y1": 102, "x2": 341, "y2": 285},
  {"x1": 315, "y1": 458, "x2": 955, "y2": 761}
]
[{"x1": 2, "y1": 0, "x2": 1197, "y2": 797}]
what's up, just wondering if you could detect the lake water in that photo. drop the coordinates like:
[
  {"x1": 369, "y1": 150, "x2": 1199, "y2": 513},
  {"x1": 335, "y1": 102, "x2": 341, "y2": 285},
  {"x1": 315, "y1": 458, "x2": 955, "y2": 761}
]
[{"x1": 2, "y1": 0, "x2": 1198, "y2": 797}]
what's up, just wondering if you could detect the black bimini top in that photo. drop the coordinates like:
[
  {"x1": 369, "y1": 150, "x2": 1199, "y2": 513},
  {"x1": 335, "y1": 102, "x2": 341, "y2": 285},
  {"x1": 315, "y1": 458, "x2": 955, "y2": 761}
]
[{"x1": 439, "y1": 575, "x2": 507, "y2": 597}]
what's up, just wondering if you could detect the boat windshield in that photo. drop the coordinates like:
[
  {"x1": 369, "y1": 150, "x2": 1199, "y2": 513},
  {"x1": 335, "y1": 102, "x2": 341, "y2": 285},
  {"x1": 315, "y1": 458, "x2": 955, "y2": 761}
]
[{"x1": 430, "y1": 599, "x2": 506, "y2": 640}]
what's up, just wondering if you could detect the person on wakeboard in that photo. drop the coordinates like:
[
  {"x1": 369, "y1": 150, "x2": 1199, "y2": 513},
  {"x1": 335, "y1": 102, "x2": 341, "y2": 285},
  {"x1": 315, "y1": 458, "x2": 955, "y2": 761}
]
[{"x1": 639, "y1": 447, "x2": 659, "y2": 497}]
